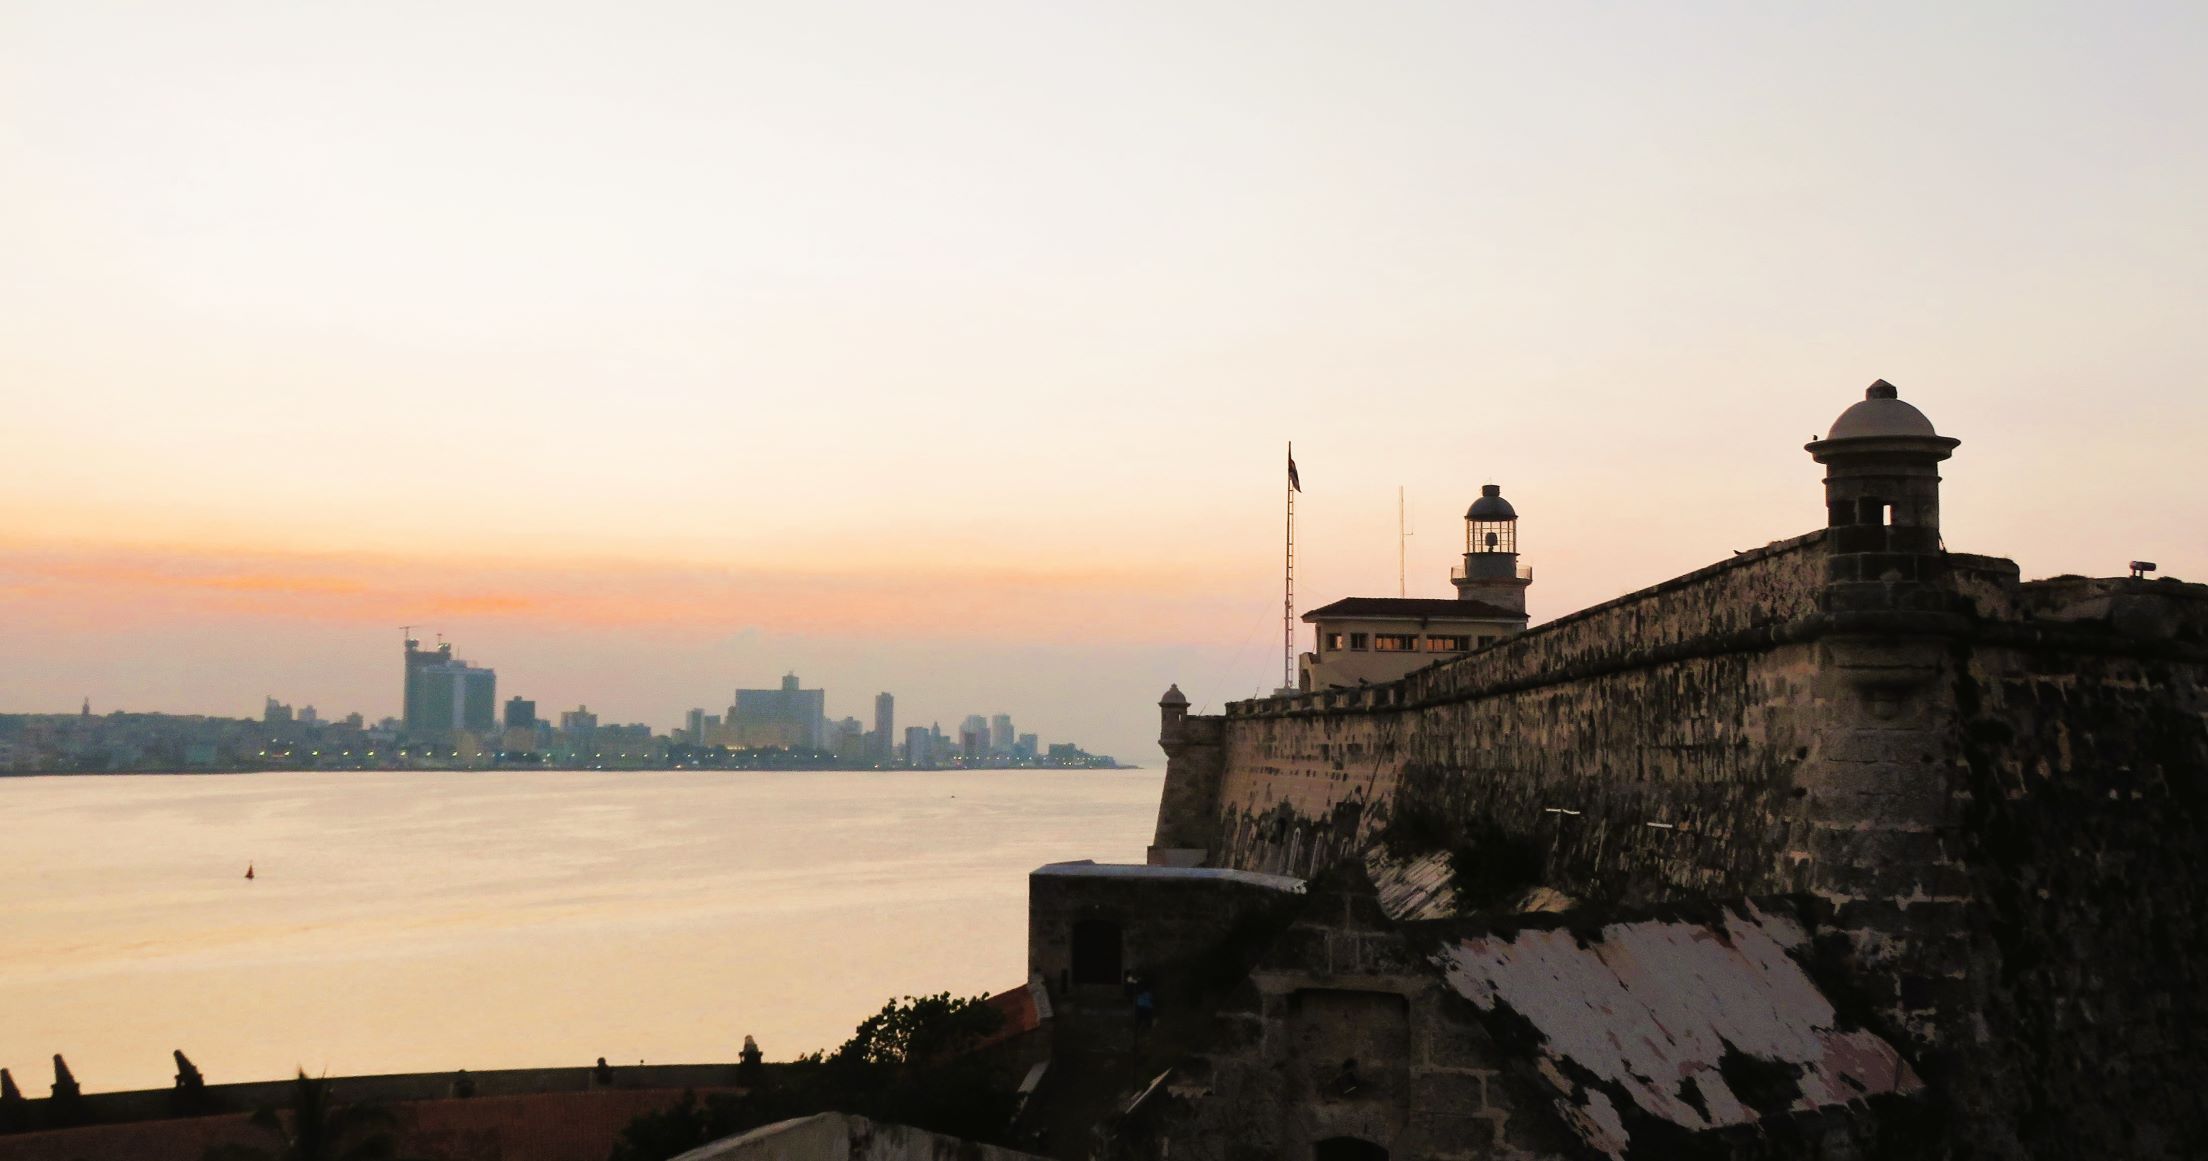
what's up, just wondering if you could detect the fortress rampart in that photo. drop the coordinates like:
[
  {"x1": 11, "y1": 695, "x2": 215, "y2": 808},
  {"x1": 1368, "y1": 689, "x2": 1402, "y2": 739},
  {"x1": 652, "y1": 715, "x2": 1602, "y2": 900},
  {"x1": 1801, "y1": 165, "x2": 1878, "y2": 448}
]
[{"x1": 1147, "y1": 384, "x2": 2208, "y2": 1156}]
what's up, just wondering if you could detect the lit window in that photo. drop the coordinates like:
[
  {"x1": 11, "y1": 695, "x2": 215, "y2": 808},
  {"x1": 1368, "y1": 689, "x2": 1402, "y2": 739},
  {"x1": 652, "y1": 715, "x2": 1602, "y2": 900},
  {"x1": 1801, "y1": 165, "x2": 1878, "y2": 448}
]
[
  {"x1": 1348, "y1": 633, "x2": 1369, "y2": 651},
  {"x1": 1326, "y1": 632, "x2": 1346, "y2": 652},
  {"x1": 1426, "y1": 635, "x2": 1470, "y2": 652},
  {"x1": 1373, "y1": 634, "x2": 1419, "y2": 652}
]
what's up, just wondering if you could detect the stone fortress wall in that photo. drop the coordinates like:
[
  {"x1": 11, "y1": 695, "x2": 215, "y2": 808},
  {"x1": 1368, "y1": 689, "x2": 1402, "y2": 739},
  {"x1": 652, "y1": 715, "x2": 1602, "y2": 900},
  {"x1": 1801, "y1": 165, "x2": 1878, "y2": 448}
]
[{"x1": 1147, "y1": 384, "x2": 2208, "y2": 1157}]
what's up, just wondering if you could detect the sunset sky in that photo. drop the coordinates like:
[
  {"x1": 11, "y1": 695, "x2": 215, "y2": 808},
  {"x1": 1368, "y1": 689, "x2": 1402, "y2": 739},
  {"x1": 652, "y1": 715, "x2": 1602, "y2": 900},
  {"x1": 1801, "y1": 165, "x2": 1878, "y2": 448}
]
[{"x1": 4, "y1": 2, "x2": 2204, "y2": 760}]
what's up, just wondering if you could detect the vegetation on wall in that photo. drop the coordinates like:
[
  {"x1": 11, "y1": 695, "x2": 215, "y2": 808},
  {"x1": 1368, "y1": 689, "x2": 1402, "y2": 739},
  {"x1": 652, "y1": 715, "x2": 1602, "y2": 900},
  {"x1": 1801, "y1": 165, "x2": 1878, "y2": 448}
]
[{"x1": 606, "y1": 992, "x2": 1018, "y2": 1161}]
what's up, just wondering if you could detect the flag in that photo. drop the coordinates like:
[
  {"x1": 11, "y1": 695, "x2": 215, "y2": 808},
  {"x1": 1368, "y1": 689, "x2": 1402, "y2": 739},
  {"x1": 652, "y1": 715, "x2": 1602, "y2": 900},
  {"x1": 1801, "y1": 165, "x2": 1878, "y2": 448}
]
[{"x1": 1287, "y1": 450, "x2": 1302, "y2": 493}]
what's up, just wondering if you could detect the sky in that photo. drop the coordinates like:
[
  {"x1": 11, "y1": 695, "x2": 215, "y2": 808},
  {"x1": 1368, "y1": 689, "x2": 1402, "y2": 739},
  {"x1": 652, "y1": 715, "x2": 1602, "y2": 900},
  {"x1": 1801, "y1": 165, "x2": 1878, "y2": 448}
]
[{"x1": 3, "y1": 1, "x2": 2204, "y2": 762}]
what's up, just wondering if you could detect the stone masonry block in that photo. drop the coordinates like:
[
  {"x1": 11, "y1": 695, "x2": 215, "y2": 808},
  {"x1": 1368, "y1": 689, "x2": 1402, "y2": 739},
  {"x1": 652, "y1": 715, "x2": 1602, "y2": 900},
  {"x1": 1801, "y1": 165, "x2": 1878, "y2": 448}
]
[
  {"x1": 1411, "y1": 1069, "x2": 1491, "y2": 1111},
  {"x1": 1269, "y1": 926, "x2": 1331, "y2": 973},
  {"x1": 1357, "y1": 933, "x2": 1418, "y2": 975},
  {"x1": 1422, "y1": 1015, "x2": 1498, "y2": 1070},
  {"x1": 1806, "y1": 824, "x2": 1946, "y2": 870}
]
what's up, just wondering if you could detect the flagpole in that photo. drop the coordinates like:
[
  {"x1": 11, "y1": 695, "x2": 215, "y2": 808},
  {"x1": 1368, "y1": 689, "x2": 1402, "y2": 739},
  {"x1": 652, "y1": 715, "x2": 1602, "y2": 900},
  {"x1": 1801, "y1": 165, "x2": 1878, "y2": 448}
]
[{"x1": 1284, "y1": 441, "x2": 1296, "y2": 694}]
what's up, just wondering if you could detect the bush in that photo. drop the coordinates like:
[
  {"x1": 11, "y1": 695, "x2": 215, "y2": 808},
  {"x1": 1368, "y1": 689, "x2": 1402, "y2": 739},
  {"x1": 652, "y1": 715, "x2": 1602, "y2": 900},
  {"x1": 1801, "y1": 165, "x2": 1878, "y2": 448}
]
[{"x1": 607, "y1": 994, "x2": 1018, "y2": 1161}]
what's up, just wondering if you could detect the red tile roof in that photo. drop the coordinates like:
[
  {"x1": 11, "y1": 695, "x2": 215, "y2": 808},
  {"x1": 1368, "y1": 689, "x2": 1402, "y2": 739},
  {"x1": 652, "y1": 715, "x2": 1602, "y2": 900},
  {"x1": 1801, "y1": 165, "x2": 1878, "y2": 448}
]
[{"x1": 1303, "y1": 596, "x2": 1521, "y2": 621}]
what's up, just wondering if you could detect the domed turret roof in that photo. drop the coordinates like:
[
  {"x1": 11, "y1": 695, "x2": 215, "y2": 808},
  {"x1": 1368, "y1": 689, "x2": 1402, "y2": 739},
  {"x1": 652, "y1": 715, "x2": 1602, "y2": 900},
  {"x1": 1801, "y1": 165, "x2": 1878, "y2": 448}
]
[
  {"x1": 1466, "y1": 484, "x2": 1517, "y2": 521},
  {"x1": 1158, "y1": 684, "x2": 1189, "y2": 707},
  {"x1": 1825, "y1": 380, "x2": 1940, "y2": 440}
]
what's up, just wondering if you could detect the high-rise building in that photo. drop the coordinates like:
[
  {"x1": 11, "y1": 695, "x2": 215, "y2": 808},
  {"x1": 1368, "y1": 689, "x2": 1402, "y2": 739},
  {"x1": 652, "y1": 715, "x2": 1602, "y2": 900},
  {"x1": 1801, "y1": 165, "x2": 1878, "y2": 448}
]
[
  {"x1": 505, "y1": 697, "x2": 537, "y2": 731},
  {"x1": 1015, "y1": 732, "x2": 1039, "y2": 760},
  {"x1": 729, "y1": 673, "x2": 827, "y2": 751},
  {"x1": 903, "y1": 725, "x2": 931, "y2": 768},
  {"x1": 559, "y1": 705, "x2": 598, "y2": 735},
  {"x1": 402, "y1": 637, "x2": 497, "y2": 739},
  {"x1": 990, "y1": 714, "x2": 1014, "y2": 755},
  {"x1": 959, "y1": 714, "x2": 989, "y2": 759},
  {"x1": 829, "y1": 716, "x2": 866, "y2": 760},
  {"x1": 263, "y1": 697, "x2": 293, "y2": 725},
  {"x1": 873, "y1": 692, "x2": 895, "y2": 761}
]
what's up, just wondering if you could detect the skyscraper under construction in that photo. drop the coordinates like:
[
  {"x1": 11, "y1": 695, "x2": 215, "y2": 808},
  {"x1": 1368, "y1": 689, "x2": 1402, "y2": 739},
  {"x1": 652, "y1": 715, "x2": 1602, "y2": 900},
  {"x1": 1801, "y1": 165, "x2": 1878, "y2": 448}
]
[{"x1": 402, "y1": 635, "x2": 497, "y2": 741}]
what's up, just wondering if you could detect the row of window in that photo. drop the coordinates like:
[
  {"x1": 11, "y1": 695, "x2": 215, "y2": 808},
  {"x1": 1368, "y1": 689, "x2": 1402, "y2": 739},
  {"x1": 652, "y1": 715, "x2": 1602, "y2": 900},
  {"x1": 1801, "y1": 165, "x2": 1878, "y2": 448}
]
[{"x1": 1323, "y1": 631, "x2": 1498, "y2": 653}]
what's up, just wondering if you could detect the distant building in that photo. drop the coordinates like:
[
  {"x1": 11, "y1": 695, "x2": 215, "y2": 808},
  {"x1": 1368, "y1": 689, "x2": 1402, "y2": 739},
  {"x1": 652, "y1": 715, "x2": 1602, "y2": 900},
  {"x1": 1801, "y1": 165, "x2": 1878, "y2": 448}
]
[
  {"x1": 990, "y1": 714, "x2": 1014, "y2": 756},
  {"x1": 1015, "y1": 732, "x2": 1039, "y2": 761},
  {"x1": 959, "y1": 714, "x2": 989, "y2": 759},
  {"x1": 263, "y1": 697, "x2": 293, "y2": 725},
  {"x1": 499, "y1": 725, "x2": 541, "y2": 755},
  {"x1": 873, "y1": 692, "x2": 895, "y2": 761},
  {"x1": 1298, "y1": 483, "x2": 1533, "y2": 692},
  {"x1": 504, "y1": 697, "x2": 537, "y2": 731},
  {"x1": 402, "y1": 637, "x2": 497, "y2": 739},
  {"x1": 829, "y1": 716, "x2": 866, "y2": 760},
  {"x1": 729, "y1": 673, "x2": 826, "y2": 750},
  {"x1": 558, "y1": 705, "x2": 598, "y2": 735},
  {"x1": 903, "y1": 725, "x2": 932, "y2": 768}
]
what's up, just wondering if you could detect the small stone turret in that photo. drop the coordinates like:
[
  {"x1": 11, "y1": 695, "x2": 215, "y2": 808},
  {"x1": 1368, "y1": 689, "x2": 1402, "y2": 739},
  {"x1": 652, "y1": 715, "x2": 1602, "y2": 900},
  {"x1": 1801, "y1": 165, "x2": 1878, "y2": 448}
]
[
  {"x1": 1159, "y1": 684, "x2": 1190, "y2": 742},
  {"x1": 1149, "y1": 684, "x2": 1223, "y2": 867},
  {"x1": 1806, "y1": 380, "x2": 1960, "y2": 611}
]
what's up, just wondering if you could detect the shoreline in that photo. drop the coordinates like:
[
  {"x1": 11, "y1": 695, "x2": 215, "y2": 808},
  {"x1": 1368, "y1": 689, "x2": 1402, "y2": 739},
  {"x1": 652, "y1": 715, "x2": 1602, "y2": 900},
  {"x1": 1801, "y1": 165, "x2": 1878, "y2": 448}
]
[{"x1": 0, "y1": 763, "x2": 1141, "y2": 778}]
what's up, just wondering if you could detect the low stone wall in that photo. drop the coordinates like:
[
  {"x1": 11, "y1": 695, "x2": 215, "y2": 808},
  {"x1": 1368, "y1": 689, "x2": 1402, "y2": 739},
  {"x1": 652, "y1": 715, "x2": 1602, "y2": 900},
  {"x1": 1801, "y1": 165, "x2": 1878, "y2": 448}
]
[
  {"x1": 1, "y1": 1061, "x2": 749, "y2": 1136},
  {"x1": 0, "y1": 1087, "x2": 722, "y2": 1161}
]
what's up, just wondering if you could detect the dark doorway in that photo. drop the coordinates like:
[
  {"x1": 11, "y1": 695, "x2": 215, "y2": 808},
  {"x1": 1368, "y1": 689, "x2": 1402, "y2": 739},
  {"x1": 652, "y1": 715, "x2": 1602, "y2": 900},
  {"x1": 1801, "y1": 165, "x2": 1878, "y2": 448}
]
[
  {"x1": 1314, "y1": 1137, "x2": 1388, "y2": 1161},
  {"x1": 1070, "y1": 918, "x2": 1123, "y2": 985}
]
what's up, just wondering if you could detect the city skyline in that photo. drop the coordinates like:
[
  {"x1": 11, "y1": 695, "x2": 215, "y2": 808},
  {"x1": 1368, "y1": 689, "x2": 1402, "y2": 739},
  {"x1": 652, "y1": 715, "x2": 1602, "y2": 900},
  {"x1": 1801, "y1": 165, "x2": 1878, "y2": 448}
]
[
  {"x1": 15, "y1": 641, "x2": 1116, "y2": 773},
  {"x1": 5, "y1": 3, "x2": 2206, "y2": 764}
]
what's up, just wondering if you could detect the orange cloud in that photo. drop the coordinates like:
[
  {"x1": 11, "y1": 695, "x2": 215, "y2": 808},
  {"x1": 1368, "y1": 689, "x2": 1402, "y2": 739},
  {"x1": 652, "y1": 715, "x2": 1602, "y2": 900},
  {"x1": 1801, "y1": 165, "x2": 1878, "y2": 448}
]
[{"x1": 0, "y1": 538, "x2": 1258, "y2": 646}]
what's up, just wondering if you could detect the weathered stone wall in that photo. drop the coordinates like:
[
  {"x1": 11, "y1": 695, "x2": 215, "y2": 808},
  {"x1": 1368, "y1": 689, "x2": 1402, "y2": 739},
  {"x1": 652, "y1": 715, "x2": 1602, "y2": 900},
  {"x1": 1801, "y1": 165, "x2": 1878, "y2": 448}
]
[
  {"x1": 1123, "y1": 872, "x2": 1577, "y2": 1161},
  {"x1": 1937, "y1": 637, "x2": 2208, "y2": 1159},
  {"x1": 1194, "y1": 533, "x2": 1834, "y2": 905}
]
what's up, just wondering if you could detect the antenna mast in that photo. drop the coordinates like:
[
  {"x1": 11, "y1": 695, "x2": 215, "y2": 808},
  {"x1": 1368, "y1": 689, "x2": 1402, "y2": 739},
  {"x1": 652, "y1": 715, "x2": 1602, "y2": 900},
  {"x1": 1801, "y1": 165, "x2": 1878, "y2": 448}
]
[
  {"x1": 1284, "y1": 441, "x2": 1297, "y2": 693},
  {"x1": 1398, "y1": 486, "x2": 1408, "y2": 598}
]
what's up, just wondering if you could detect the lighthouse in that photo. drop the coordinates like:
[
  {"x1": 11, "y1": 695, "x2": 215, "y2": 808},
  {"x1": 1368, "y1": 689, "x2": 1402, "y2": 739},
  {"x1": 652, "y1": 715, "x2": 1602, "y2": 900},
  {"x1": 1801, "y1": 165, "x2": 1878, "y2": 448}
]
[{"x1": 1451, "y1": 484, "x2": 1531, "y2": 614}]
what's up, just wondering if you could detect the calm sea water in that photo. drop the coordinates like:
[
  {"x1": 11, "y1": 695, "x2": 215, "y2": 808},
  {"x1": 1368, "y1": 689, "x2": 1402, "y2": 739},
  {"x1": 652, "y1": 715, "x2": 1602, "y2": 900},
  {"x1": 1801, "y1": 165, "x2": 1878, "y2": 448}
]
[{"x1": 0, "y1": 769, "x2": 1161, "y2": 1094}]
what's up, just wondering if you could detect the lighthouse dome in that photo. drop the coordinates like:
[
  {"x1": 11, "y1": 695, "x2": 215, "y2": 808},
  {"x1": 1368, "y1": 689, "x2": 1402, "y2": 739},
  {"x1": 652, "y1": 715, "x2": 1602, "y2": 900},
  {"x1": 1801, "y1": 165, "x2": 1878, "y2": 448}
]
[{"x1": 1466, "y1": 484, "x2": 1517, "y2": 521}]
